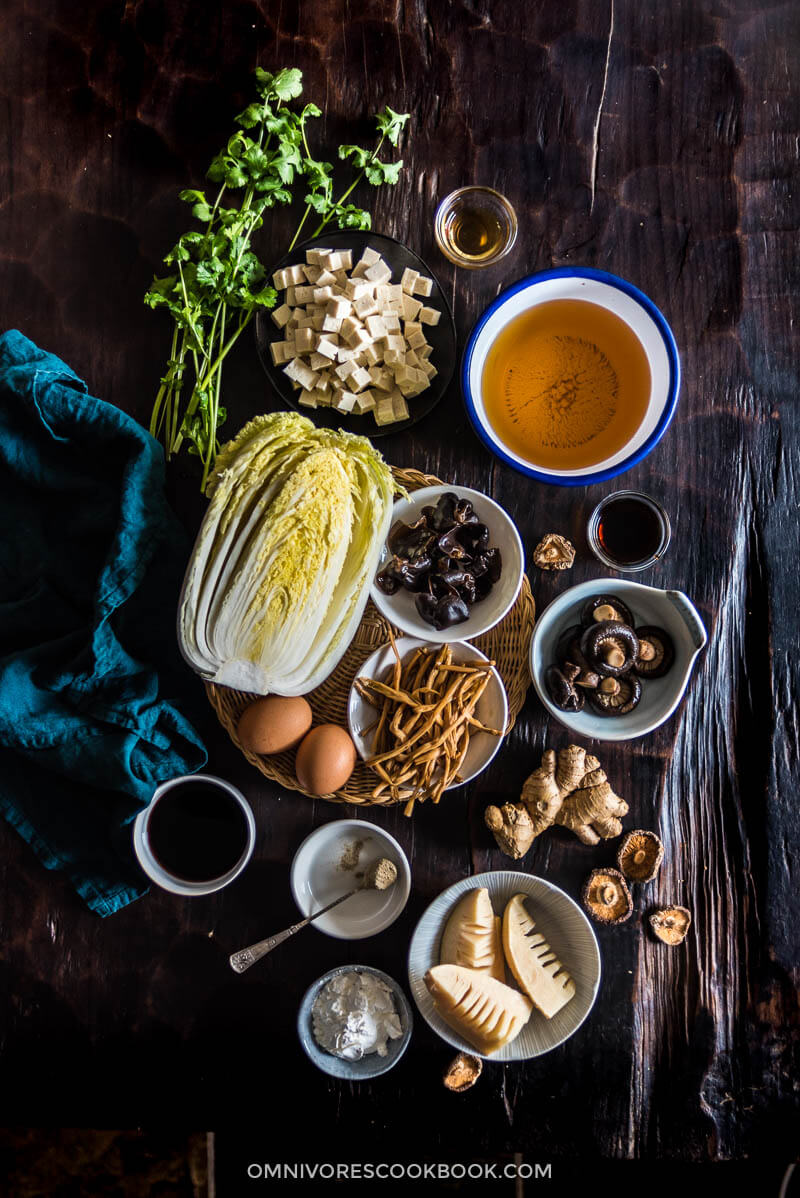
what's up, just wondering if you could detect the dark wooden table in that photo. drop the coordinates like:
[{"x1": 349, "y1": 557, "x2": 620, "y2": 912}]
[{"x1": 1, "y1": 0, "x2": 798, "y2": 1179}]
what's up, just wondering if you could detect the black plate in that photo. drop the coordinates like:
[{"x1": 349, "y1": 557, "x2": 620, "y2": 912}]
[{"x1": 254, "y1": 231, "x2": 457, "y2": 437}]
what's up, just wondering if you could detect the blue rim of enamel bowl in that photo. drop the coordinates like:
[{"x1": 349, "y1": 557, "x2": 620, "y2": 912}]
[{"x1": 461, "y1": 267, "x2": 681, "y2": 487}]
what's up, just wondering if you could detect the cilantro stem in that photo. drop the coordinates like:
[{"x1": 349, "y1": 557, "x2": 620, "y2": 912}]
[{"x1": 309, "y1": 132, "x2": 388, "y2": 239}]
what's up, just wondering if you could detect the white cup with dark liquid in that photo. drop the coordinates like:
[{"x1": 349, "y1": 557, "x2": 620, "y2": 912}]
[{"x1": 132, "y1": 773, "x2": 256, "y2": 896}]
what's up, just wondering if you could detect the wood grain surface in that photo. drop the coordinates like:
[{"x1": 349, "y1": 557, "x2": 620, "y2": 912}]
[{"x1": 1, "y1": 0, "x2": 798, "y2": 1171}]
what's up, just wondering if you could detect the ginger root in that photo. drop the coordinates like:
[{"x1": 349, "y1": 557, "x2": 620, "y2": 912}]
[{"x1": 485, "y1": 744, "x2": 628, "y2": 856}]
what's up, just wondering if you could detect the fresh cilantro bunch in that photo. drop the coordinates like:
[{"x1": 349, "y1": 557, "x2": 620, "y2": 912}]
[{"x1": 145, "y1": 69, "x2": 409, "y2": 488}]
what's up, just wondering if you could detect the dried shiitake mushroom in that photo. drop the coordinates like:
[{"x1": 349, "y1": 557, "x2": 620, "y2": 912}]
[
  {"x1": 443, "y1": 1052, "x2": 483, "y2": 1092},
  {"x1": 545, "y1": 664, "x2": 585, "y2": 712},
  {"x1": 533, "y1": 533, "x2": 576, "y2": 571},
  {"x1": 649, "y1": 906, "x2": 692, "y2": 945},
  {"x1": 582, "y1": 868, "x2": 633, "y2": 924},
  {"x1": 587, "y1": 672, "x2": 642, "y2": 716},
  {"x1": 581, "y1": 594, "x2": 635, "y2": 628},
  {"x1": 580, "y1": 621, "x2": 640, "y2": 678},
  {"x1": 617, "y1": 830, "x2": 664, "y2": 882},
  {"x1": 633, "y1": 626, "x2": 675, "y2": 678}
]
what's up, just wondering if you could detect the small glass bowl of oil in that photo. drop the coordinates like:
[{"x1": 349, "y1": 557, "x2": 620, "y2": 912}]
[
  {"x1": 587, "y1": 491, "x2": 672, "y2": 572},
  {"x1": 434, "y1": 186, "x2": 518, "y2": 269}
]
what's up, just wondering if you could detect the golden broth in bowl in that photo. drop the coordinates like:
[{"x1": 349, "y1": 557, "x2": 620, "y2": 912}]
[{"x1": 481, "y1": 299, "x2": 651, "y2": 471}]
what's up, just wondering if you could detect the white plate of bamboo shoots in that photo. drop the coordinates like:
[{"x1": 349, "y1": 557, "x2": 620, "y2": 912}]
[
  {"x1": 347, "y1": 635, "x2": 508, "y2": 813},
  {"x1": 407, "y1": 871, "x2": 601, "y2": 1062}
]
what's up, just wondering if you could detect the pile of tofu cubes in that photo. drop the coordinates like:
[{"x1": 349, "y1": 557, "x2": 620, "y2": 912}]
[{"x1": 269, "y1": 245, "x2": 441, "y2": 426}]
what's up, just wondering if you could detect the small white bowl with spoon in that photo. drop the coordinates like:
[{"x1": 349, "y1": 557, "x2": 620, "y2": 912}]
[{"x1": 228, "y1": 820, "x2": 411, "y2": 971}]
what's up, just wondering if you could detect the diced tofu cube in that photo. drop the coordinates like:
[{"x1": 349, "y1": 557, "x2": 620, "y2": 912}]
[
  {"x1": 345, "y1": 278, "x2": 373, "y2": 301},
  {"x1": 382, "y1": 313, "x2": 401, "y2": 332},
  {"x1": 314, "y1": 336, "x2": 339, "y2": 360},
  {"x1": 350, "y1": 365, "x2": 372, "y2": 392},
  {"x1": 272, "y1": 268, "x2": 290, "y2": 290},
  {"x1": 362, "y1": 343, "x2": 380, "y2": 366},
  {"x1": 384, "y1": 347, "x2": 405, "y2": 366},
  {"x1": 384, "y1": 334, "x2": 405, "y2": 355},
  {"x1": 392, "y1": 391, "x2": 410, "y2": 420},
  {"x1": 406, "y1": 328, "x2": 428, "y2": 350},
  {"x1": 400, "y1": 267, "x2": 419, "y2": 295},
  {"x1": 412, "y1": 275, "x2": 433, "y2": 297},
  {"x1": 315, "y1": 371, "x2": 331, "y2": 392},
  {"x1": 374, "y1": 396, "x2": 397, "y2": 426},
  {"x1": 298, "y1": 392, "x2": 318, "y2": 409},
  {"x1": 309, "y1": 351, "x2": 329, "y2": 371},
  {"x1": 335, "y1": 360, "x2": 356, "y2": 382},
  {"x1": 269, "y1": 340, "x2": 290, "y2": 366},
  {"x1": 385, "y1": 284, "x2": 403, "y2": 304},
  {"x1": 295, "y1": 315, "x2": 315, "y2": 329},
  {"x1": 337, "y1": 346, "x2": 357, "y2": 362},
  {"x1": 354, "y1": 293, "x2": 379, "y2": 319},
  {"x1": 322, "y1": 313, "x2": 343, "y2": 333},
  {"x1": 339, "y1": 315, "x2": 363, "y2": 346},
  {"x1": 311, "y1": 313, "x2": 326, "y2": 331},
  {"x1": 419, "y1": 306, "x2": 441, "y2": 326},
  {"x1": 292, "y1": 285, "x2": 314, "y2": 305},
  {"x1": 365, "y1": 258, "x2": 392, "y2": 285},
  {"x1": 365, "y1": 314, "x2": 388, "y2": 340},
  {"x1": 419, "y1": 359, "x2": 438, "y2": 379},
  {"x1": 306, "y1": 248, "x2": 333, "y2": 266},
  {"x1": 295, "y1": 327, "x2": 314, "y2": 352},
  {"x1": 333, "y1": 388, "x2": 358, "y2": 412},
  {"x1": 303, "y1": 264, "x2": 322, "y2": 283},
  {"x1": 417, "y1": 342, "x2": 433, "y2": 359},
  {"x1": 285, "y1": 286, "x2": 297, "y2": 306},
  {"x1": 283, "y1": 358, "x2": 319, "y2": 391},
  {"x1": 271, "y1": 303, "x2": 293, "y2": 328},
  {"x1": 315, "y1": 269, "x2": 337, "y2": 287},
  {"x1": 401, "y1": 294, "x2": 422, "y2": 321},
  {"x1": 313, "y1": 286, "x2": 334, "y2": 303},
  {"x1": 356, "y1": 389, "x2": 377, "y2": 413},
  {"x1": 287, "y1": 263, "x2": 307, "y2": 285},
  {"x1": 326, "y1": 296, "x2": 352, "y2": 321}
]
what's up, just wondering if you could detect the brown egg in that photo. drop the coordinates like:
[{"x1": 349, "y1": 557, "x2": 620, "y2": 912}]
[
  {"x1": 295, "y1": 724, "x2": 357, "y2": 795},
  {"x1": 237, "y1": 696, "x2": 313, "y2": 756}
]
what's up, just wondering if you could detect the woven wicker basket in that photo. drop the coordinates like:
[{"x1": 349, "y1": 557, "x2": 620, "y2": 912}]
[{"x1": 206, "y1": 467, "x2": 534, "y2": 806}]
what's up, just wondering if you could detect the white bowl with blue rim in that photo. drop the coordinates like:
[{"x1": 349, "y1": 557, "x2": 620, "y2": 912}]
[
  {"x1": 297, "y1": 964, "x2": 413, "y2": 1079},
  {"x1": 530, "y1": 579, "x2": 707, "y2": 741},
  {"x1": 462, "y1": 267, "x2": 680, "y2": 486}
]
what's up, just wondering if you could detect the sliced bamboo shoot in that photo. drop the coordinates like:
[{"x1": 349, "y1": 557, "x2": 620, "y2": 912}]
[
  {"x1": 424, "y1": 964, "x2": 532, "y2": 1055},
  {"x1": 501, "y1": 893, "x2": 575, "y2": 1019}
]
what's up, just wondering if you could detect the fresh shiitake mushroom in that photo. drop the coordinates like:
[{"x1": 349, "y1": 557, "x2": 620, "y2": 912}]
[
  {"x1": 580, "y1": 620, "x2": 640, "y2": 678},
  {"x1": 545, "y1": 664, "x2": 585, "y2": 712},
  {"x1": 587, "y1": 672, "x2": 642, "y2": 716},
  {"x1": 633, "y1": 626, "x2": 675, "y2": 678},
  {"x1": 581, "y1": 594, "x2": 635, "y2": 629}
]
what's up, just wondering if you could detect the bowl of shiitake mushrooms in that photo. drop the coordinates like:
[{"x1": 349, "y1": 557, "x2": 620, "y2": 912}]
[{"x1": 529, "y1": 580, "x2": 707, "y2": 741}]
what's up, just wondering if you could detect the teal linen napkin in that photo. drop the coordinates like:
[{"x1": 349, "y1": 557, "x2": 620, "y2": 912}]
[{"x1": 0, "y1": 330, "x2": 207, "y2": 915}]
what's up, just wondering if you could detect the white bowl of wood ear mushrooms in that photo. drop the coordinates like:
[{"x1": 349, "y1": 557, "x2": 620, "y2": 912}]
[{"x1": 408, "y1": 871, "x2": 601, "y2": 1061}]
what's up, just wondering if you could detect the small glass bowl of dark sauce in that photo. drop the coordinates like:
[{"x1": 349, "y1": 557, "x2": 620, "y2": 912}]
[{"x1": 587, "y1": 490, "x2": 671, "y2": 572}]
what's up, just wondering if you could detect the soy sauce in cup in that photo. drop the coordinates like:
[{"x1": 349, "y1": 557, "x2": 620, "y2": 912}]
[
  {"x1": 133, "y1": 774, "x2": 255, "y2": 896},
  {"x1": 587, "y1": 491, "x2": 671, "y2": 572}
]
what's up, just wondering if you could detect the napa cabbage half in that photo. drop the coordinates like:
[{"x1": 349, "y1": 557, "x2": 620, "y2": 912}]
[{"x1": 178, "y1": 412, "x2": 398, "y2": 696}]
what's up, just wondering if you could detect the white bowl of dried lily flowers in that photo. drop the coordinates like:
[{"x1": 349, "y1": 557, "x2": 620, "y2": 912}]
[{"x1": 347, "y1": 634, "x2": 508, "y2": 814}]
